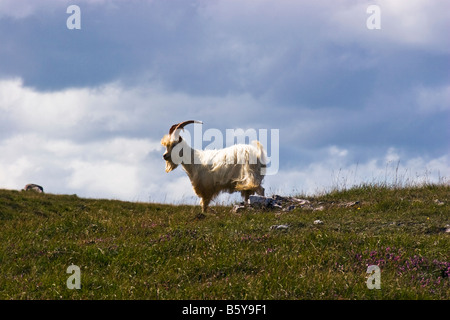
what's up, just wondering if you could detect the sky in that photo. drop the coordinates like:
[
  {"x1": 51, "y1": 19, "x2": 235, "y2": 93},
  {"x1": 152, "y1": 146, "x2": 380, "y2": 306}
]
[{"x1": 0, "y1": 0, "x2": 449, "y2": 205}]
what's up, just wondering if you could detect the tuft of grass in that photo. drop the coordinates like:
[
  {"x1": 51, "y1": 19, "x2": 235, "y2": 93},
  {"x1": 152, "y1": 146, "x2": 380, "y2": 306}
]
[{"x1": 0, "y1": 184, "x2": 449, "y2": 300}]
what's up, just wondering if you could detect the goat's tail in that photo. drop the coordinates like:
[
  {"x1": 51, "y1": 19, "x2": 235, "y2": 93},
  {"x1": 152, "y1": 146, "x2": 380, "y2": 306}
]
[{"x1": 234, "y1": 140, "x2": 266, "y2": 191}]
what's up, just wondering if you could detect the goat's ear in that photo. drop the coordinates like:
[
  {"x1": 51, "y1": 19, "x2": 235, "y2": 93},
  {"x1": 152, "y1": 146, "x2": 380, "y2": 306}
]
[{"x1": 161, "y1": 134, "x2": 170, "y2": 146}]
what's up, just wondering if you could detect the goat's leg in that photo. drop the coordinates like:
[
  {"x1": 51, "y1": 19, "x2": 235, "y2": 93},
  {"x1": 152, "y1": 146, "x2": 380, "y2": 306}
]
[
  {"x1": 244, "y1": 190, "x2": 251, "y2": 203},
  {"x1": 200, "y1": 197, "x2": 211, "y2": 213},
  {"x1": 256, "y1": 186, "x2": 265, "y2": 196}
]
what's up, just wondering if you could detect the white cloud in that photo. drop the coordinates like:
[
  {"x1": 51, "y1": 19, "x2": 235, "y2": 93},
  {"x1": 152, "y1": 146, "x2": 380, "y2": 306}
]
[
  {"x1": 379, "y1": 0, "x2": 450, "y2": 52},
  {"x1": 416, "y1": 85, "x2": 450, "y2": 114},
  {"x1": 68, "y1": 160, "x2": 139, "y2": 199},
  {"x1": 329, "y1": 0, "x2": 450, "y2": 54},
  {"x1": 0, "y1": 0, "x2": 41, "y2": 19},
  {"x1": 264, "y1": 148, "x2": 449, "y2": 197},
  {"x1": 0, "y1": 78, "x2": 170, "y2": 199},
  {"x1": 0, "y1": 78, "x2": 268, "y2": 203},
  {"x1": 385, "y1": 147, "x2": 400, "y2": 163},
  {"x1": 0, "y1": 0, "x2": 116, "y2": 19},
  {"x1": 200, "y1": 0, "x2": 450, "y2": 55},
  {"x1": 0, "y1": 131, "x2": 163, "y2": 200},
  {"x1": 0, "y1": 76, "x2": 448, "y2": 205},
  {"x1": 329, "y1": 146, "x2": 348, "y2": 157}
]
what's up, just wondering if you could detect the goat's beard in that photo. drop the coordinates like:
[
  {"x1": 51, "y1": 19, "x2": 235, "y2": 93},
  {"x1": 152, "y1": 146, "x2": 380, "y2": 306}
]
[{"x1": 165, "y1": 160, "x2": 179, "y2": 173}]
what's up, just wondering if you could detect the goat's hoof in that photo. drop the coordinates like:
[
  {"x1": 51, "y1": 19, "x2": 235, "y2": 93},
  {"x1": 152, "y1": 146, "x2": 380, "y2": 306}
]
[{"x1": 195, "y1": 213, "x2": 206, "y2": 220}]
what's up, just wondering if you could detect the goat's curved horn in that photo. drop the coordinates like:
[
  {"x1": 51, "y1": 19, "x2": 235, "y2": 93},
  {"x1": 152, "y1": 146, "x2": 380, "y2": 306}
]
[{"x1": 169, "y1": 120, "x2": 203, "y2": 135}]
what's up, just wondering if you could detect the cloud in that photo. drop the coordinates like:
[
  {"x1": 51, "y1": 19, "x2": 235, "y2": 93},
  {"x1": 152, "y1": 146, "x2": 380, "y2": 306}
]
[
  {"x1": 0, "y1": 78, "x2": 271, "y2": 202},
  {"x1": 0, "y1": 0, "x2": 46, "y2": 19},
  {"x1": 416, "y1": 84, "x2": 450, "y2": 114},
  {"x1": 266, "y1": 148, "x2": 450, "y2": 197},
  {"x1": 0, "y1": 1, "x2": 449, "y2": 204},
  {"x1": 0, "y1": 78, "x2": 164, "y2": 199},
  {"x1": 329, "y1": 0, "x2": 450, "y2": 54},
  {"x1": 1, "y1": 76, "x2": 449, "y2": 203},
  {"x1": 0, "y1": 131, "x2": 163, "y2": 199}
]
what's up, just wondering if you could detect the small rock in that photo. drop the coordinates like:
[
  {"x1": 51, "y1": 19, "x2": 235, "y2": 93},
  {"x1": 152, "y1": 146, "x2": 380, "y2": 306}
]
[
  {"x1": 249, "y1": 195, "x2": 273, "y2": 207},
  {"x1": 270, "y1": 224, "x2": 289, "y2": 230},
  {"x1": 23, "y1": 183, "x2": 44, "y2": 193},
  {"x1": 313, "y1": 219, "x2": 323, "y2": 225},
  {"x1": 272, "y1": 195, "x2": 289, "y2": 202},
  {"x1": 313, "y1": 206, "x2": 324, "y2": 212},
  {"x1": 249, "y1": 195, "x2": 284, "y2": 209},
  {"x1": 231, "y1": 205, "x2": 246, "y2": 213},
  {"x1": 346, "y1": 201, "x2": 360, "y2": 207},
  {"x1": 445, "y1": 225, "x2": 450, "y2": 233},
  {"x1": 292, "y1": 198, "x2": 310, "y2": 205},
  {"x1": 434, "y1": 199, "x2": 445, "y2": 206}
]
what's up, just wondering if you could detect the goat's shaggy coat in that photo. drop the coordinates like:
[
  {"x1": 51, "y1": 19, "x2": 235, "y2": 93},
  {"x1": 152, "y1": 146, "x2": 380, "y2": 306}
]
[{"x1": 161, "y1": 121, "x2": 266, "y2": 212}]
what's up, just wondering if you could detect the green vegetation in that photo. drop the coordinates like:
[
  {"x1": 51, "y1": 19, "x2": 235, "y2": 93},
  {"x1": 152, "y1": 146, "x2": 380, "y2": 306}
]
[{"x1": 0, "y1": 184, "x2": 449, "y2": 299}]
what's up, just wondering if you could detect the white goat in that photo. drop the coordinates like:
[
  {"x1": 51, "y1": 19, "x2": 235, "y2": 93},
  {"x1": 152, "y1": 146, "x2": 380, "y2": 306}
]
[{"x1": 161, "y1": 120, "x2": 266, "y2": 212}]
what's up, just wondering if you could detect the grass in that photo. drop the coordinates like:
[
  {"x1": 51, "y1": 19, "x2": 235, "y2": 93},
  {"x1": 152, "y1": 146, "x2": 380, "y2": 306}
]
[{"x1": 0, "y1": 183, "x2": 449, "y2": 300}]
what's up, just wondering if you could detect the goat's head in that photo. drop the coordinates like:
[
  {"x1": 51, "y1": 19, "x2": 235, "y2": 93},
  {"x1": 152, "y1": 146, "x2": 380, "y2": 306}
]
[{"x1": 161, "y1": 120, "x2": 202, "y2": 173}]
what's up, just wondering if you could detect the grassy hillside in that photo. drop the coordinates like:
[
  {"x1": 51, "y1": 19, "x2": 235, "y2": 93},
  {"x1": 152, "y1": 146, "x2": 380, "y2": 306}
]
[{"x1": 0, "y1": 184, "x2": 449, "y2": 300}]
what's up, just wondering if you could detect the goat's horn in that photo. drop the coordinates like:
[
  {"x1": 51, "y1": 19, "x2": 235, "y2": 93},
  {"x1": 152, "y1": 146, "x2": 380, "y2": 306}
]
[{"x1": 169, "y1": 120, "x2": 203, "y2": 135}]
